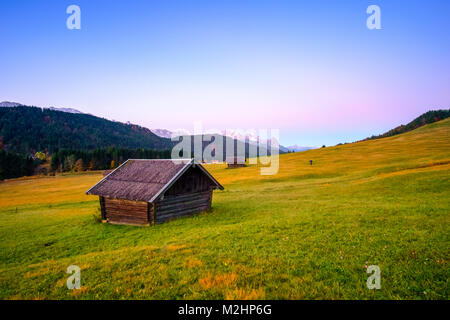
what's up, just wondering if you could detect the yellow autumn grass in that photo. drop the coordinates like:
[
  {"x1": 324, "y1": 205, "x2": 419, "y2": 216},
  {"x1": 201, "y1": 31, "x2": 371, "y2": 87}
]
[{"x1": 0, "y1": 171, "x2": 101, "y2": 209}]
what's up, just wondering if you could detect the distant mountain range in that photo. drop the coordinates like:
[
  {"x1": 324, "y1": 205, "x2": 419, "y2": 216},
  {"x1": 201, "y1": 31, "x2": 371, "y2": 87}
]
[
  {"x1": 152, "y1": 128, "x2": 173, "y2": 139},
  {"x1": 47, "y1": 107, "x2": 84, "y2": 114},
  {"x1": 1, "y1": 101, "x2": 85, "y2": 114},
  {"x1": 6, "y1": 101, "x2": 444, "y2": 157},
  {"x1": 282, "y1": 145, "x2": 315, "y2": 153},
  {"x1": 1, "y1": 102, "x2": 301, "y2": 153},
  {"x1": 0, "y1": 102, "x2": 279, "y2": 158},
  {"x1": 0, "y1": 101, "x2": 23, "y2": 107},
  {"x1": 151, "y1": 128, "x2": 313, "y2": 153}
]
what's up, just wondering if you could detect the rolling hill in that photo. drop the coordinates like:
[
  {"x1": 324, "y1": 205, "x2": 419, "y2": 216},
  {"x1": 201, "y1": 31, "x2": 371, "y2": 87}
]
[
  {"x1": 366, "y1": 109, "x2": 450, "y2": 141},
  {"x1": 0, "y1": 105, "x2": 173, "y2": 154},
  {"x1": 0, "y1": 118, "x2": 448, "y2": 299}
]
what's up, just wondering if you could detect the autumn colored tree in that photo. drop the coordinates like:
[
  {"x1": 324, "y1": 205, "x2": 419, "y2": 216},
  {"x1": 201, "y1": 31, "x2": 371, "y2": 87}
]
[
  {"x1": 63, "y1": 155, "x2": 76, "y2": 172},
  {"x1": 35, "y1": 151, "x2": 46, "y2": 161},
  {"x1": 74, "y1": 158, "x2": 84, "y2": 172}
]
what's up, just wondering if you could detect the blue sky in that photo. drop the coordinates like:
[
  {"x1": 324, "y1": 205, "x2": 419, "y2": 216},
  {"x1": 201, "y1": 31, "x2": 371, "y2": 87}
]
[{"x1": 1, "y1": 0, "x2": 449, "y2": 146}]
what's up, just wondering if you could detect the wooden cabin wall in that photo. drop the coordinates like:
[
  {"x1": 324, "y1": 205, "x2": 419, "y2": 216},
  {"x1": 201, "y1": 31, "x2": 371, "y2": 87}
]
[
  {"x1": 155, "y1": 166, "x2": 215, "y2": 223},
  {"x1": 155, "y1": 190, "x2": 212, "y2": 223},
  {"x1": 165, "y1": 166, "x2": 214, "y2": 196},
  {"x1": 99, "y1": 196, "x2": 106, "y2": 220},
  {"x1": 103, "y1": 198, "x2": 150, "y2": 226}
]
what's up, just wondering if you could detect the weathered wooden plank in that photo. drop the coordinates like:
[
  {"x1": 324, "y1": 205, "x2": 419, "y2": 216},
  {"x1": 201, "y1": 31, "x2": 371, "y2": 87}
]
[
  {"x1": 156, "y1": 204, "x2": 211, "y2": 219},
  {"x1": 104, "y1": 197, "x2": 149, "y2": 224},
  {"x1": 107, "y1": 219, "x2": 150, "y2": 226},
  {"x1": 161, "y1": 190, "x2": 211, "y2": 203},
  {"x1": 99, "y1": 196, "x2": 106, "y2": 220},
  {"x1": 104, "y1": 204, "x2": 148, "y2": 213},
  {"x1": 157, "y1": 197, "x2": 209, "y2": 210},
  {"x1": 106, "y1": 213, "x2": 148, "y2": 223},
  {"x1": 156, "y1": 209, "x2": 209, "y2": 223},
  {"x1": 157, "y1": 191, "x2": 210, "y2": 205},
  {"x1": 106, "y1": 208, "x2": 148, "y2": 217},
  {"x1": 106, "y1": 211, "x2": 148, "y2": 220},
  {"x1": 156, "y1": 196, "x2": 210, "y2": 211},
  {"x1": 104, "y1": 201, "x2": 147, "y2": 208},
  {"x1": 157, "y1": 205, "x2": 210, "y2": 217},
  {"x1": 105, "y1": 204, "x2": 148, "y2": 211},
  {"x1": 104, "y1": 206, "x2": 148, "y2": 214},
  {"x1": 149, "y1": 203, "x2": 155, "y2": 225}
]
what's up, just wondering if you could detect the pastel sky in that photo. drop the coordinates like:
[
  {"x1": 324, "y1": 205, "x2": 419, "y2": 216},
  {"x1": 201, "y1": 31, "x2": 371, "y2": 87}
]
[{"x1": 1, "y1": 0, "x2": 449, "y2": 146}]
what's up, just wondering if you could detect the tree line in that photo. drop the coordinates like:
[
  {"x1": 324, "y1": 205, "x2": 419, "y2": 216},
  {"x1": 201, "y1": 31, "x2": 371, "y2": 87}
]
[
  {"x1": 50, "y1": 147, "x2": 172, "y2": 172},
  {"x1": 366, "y1": 109, "x2": 450, "y2": 140},
  {"x1": 0, "y1": 150, "x2": 39, "y2": 180}
]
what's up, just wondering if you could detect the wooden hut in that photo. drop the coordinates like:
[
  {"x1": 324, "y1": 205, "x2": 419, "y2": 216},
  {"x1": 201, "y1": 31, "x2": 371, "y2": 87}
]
[
  {"x1": 86, "y1": 159, "x2": 223, "y2": 226},
  {"x1": 226, "y1": 156, "x2": 246, "y2": 169}
]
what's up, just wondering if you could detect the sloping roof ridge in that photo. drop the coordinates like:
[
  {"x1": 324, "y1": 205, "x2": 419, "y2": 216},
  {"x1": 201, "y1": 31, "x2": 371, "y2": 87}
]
[
  {"x1": 148, "y1": 159, "x2": 194, "y2": 202},
  {"x1": 85, "y1": 159, "x2": 131, "y2": 195}
]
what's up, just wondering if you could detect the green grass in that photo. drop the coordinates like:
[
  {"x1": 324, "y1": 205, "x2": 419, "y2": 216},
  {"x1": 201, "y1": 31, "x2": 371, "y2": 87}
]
[{"x1": 0, "y1": 119, "x2": 449, "y2": 300}]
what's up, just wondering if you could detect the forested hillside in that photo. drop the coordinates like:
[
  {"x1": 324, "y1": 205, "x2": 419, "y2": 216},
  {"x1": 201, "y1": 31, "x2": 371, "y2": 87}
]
[
  {"x1": 366, "y1": 109, "x2": 450, "y2": 140},
  {"x1": 0, "y1": 150, "x2": 37, "y2": 179},
  {"x1": 0, "y1": 106, "x2": 173, "y2": 154}
]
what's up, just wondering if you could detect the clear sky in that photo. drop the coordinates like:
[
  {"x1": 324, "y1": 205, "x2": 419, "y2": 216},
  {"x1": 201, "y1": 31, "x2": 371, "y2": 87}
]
[{"x1": 1, "y1": 0, "x2": 449, "y2": 146}]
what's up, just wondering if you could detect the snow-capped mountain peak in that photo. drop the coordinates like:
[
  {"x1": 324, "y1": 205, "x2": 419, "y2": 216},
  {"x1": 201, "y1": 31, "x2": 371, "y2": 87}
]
[
  {"x1": 0, "y1": 101, "x2": 23, "y2": 107},
  {"x1": 151, "y1": 129, "x2": 174, "y2": 139},
  {"x1": 47, "y1": 107, "x2": 84, "y2": 114}
]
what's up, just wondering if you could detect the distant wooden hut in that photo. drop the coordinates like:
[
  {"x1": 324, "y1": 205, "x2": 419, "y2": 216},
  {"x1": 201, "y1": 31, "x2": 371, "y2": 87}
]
[
  {"x1": 226, "y1": 156, "x2": 246, "y2": 169},
  {"x1": 86, "y1": 159, "x2": 223, "y2": 226}
]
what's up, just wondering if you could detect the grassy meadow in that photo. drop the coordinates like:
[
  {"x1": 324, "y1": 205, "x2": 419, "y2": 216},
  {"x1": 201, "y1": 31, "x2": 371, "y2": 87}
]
[{"x1": 0, "y1": 119, "x2": 449, "y2": 300}]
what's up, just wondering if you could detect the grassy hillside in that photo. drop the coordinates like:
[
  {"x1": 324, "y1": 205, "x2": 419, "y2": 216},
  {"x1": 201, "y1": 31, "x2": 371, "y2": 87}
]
[
  {"x1": 0, "y1": 119, "x2": 449, "y2": 299},
  {"x1": 366, "y1": 109, "x2": 449, "y2": 141}
]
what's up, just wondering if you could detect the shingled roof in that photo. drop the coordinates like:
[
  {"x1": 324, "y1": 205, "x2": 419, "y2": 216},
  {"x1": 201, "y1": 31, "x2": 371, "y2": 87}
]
[{"x1": 86, "y1": 159, "x2": 223, "y2": 202}]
